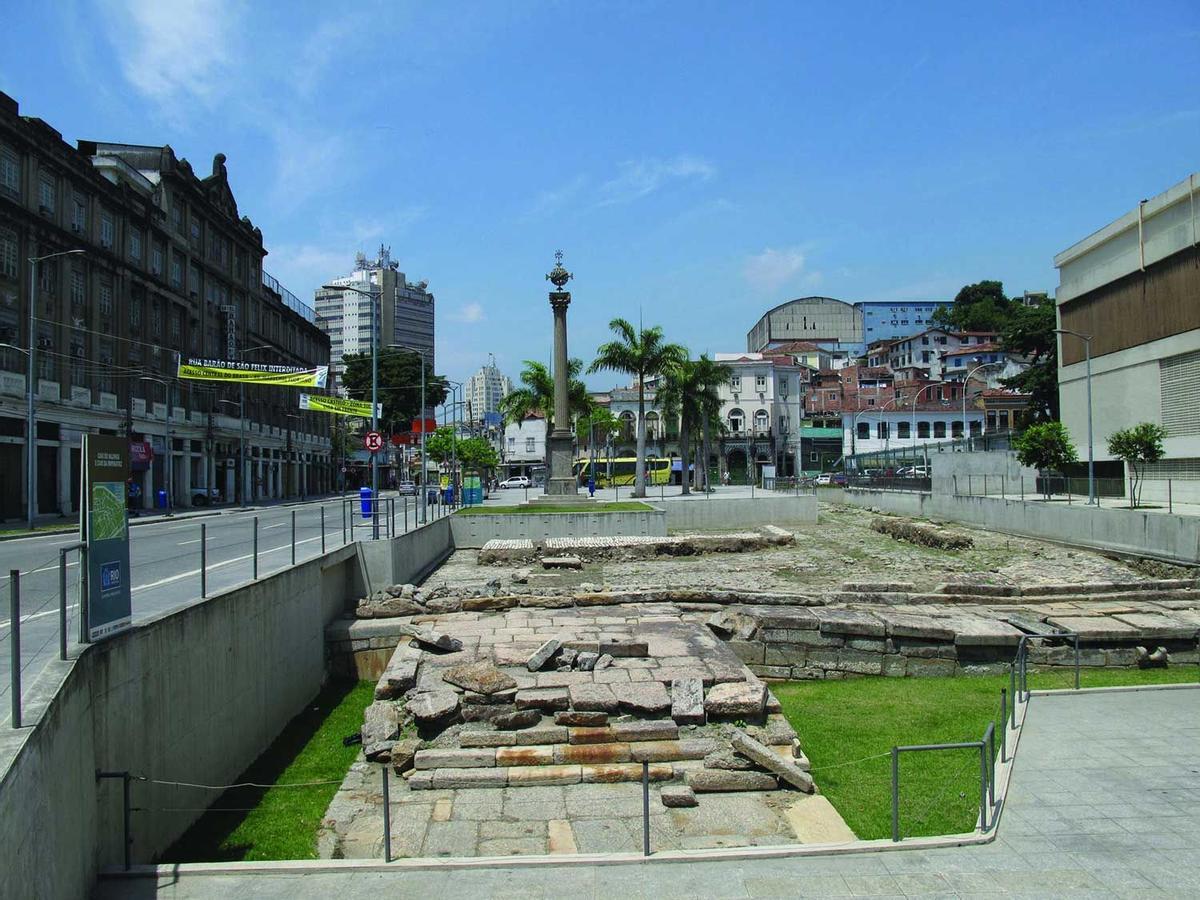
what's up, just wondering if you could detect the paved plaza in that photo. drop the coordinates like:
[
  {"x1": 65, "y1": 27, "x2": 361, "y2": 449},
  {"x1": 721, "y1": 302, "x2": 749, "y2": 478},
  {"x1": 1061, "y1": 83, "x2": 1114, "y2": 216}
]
[{"x1": 95, "y1": 686, "x2": 1200, "y2": 898}]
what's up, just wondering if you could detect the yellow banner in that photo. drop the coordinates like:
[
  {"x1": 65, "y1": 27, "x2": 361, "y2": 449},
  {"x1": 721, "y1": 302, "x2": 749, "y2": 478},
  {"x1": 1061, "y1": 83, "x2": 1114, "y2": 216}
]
[
  {"x1": 177, "y1": 358, "x2": 328, "y2": 388},
  {"x1": 299, "y1": 393, "x2": 380, "y2": 418}
]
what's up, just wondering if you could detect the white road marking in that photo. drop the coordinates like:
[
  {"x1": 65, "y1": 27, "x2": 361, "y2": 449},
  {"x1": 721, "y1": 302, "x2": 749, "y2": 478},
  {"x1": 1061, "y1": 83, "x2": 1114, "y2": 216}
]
[{"x1": 131, "y1": 535, "x2": 327, "y2": 593}]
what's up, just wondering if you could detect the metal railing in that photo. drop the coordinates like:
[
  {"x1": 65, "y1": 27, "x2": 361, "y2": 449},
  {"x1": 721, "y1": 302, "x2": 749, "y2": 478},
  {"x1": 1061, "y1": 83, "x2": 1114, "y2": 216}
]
[
  {"x1": 845, "y1": 474, "x2": 932, "y2": 493},
  {"x1": 262, "y1": 270, "x2": 316, "y2": 323},
  {"x1": 846, "y1": 429, "x2": 1022, "y2": 473},
  {"x1": 953, "y1": 473, "x2": 1194, "y2": 514}
]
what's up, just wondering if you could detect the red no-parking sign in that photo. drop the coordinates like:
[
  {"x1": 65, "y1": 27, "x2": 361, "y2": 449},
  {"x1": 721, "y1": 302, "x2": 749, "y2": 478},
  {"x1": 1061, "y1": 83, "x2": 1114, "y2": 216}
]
[{"x1": 364, "y1": 431, "x2": 384, "y2": 453}]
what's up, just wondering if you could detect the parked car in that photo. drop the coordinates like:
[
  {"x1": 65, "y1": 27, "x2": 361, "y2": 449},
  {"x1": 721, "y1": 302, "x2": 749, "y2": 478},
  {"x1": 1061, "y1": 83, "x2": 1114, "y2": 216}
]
[
  {"x1": 815, "y1": 473, "x2": 833, "y2": 486},
  {"x1": 191, "y1": 487, "x2": 221, "y2": 507},
  {"x1": 832, "y1": 473, "x2": 848, "y2": 486},
  {"x1": 499, "y1": 476, "x2": 532, "y2": 489},
  {"x1": 397, "y1": 481, "x2": 417, "y2": 496}
]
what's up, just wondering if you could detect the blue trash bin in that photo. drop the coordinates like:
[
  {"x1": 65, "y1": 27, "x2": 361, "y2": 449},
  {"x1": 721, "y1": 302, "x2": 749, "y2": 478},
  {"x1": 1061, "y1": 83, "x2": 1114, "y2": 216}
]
[
  {"x1": 156, "y1": 489, "x2": 168, "y2": 509},
  {"x1": 359, "y1": 486, "x2": 373, "y2": 519}
]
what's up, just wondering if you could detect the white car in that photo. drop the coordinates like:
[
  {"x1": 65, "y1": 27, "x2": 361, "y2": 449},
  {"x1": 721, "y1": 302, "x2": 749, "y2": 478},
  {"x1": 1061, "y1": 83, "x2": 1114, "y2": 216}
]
[
  {"x1": 815, "y1": 473, "x2": 833, "y2": 486},
  {"x1": 500, "y1": 476, "x2": 532, "y2": 489}
]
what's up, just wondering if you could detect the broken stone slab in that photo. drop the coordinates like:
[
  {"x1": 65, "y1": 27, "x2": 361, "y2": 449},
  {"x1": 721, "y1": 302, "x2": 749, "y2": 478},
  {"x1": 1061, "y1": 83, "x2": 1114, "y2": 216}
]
[
  {"x1": 356, "y1": 596, "x2": 423, "y2": 618},
  {"x1": 595, "y1": 653, "x2": 614, "y2": 670},
  {"x1": 630, "y1": 738, "x2": 718, "y2": 763},
  {"x1": 461, "y1": 702, "x2": 517, "y2": 724},
  {"x1": 610, "y1": 719, "x2": 679, "y2": 742},
  {"x1": 1043, "y1": 616, "x2": 1138, "y2": 639},
  {"x1": 582, "y1": 763, "x2": 672, "y2": 784},
  {"x1": 555, "y1": 710, "x2": 609, "y2": 727},
  {"x1": 406, "y1": 690, "x2": 460, "y2": 723},
  {"x1": 542, "y1": 556, "x2": 583, "y2": 570},
  {"x1": 515, "y1": 687, "x2": 570, "y2": 711},
  {"x1": 492, "y1": 709, "x2": 542, "y2": 730},
  {"x1": 687, "y1": 769, "x2": 778, "y2": 792},
  {"x1": 576, "y1": 651, "x2": 599, "y2": 672},
  {"x1": 443, "y1": 661, "x2": 518, "y2": 696},
  {"x1": 492, "y1": 643, "x2": 541, "y2": 667},
  {"x1": 361, "y1": 701, "x2": 400, "y2": 761},
  {"x1": 515, "y1": 725, "x2": 570, "y2": 745},
  {"x1": 1113, "y1": 613, "x2": 1198, "y2": 640},
  {"x1": 704, "y1": 749, "x2": 755, "y2": 771},
  {"x1": 568, "y1": 683, "x2": 619, "y2": 713},
  {"x1": 463, "y1": 688, "x2": 518, "y2": 705},
  {"x1": 390, "y1": 737, "x2": 420, "y2": 773},
  {"x1": 527, "y1": 639, "x2": 562, "y2": 672},
  {"x1": 660, "y1": 785, "x2": 698, "y2": 808},
  {"x1": 731, "y1": 730, "x2": 814, "y2": 793},
  {"x1": 598, "y1": 639, "x2": 649, "y2": 658},
  {"x1": 459, "y1": 730, "x2": 518, "y2": 748},
  {"x1": 405, "y1": 627, "x2": 463, "y2": 653},
  {"x1": 704, "y1": 681, "x2": 767, "y2": 718},
  {"x1": 840, "y1": 581, "x2": 916, "y2": 594},
  {"x1": 614, "y1": 682, "x2": 672, "y2": 715},
  {"x1": 670, "y1": 678, "x2": 705, "y2": 725},
  {"x1": 374, "y1": 644, "x2": 421, "y2": 700},
  {"x1": 705, "y1": 609, "x2": 760, "y2": 641},
  {"x1": 558, "y1": 647, "x2": 579, "y2": 670},
  {"x1": 813, "y1": 607, "x2": 886, "y2": 638}
]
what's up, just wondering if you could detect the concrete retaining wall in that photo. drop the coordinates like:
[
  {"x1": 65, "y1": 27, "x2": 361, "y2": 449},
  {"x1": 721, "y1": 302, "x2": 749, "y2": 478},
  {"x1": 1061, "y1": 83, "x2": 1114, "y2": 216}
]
[
  {"x1": 449, "y1": 510, "x2": 667, "y2": 549},
  {"x1": 660, "y1": 495, "x2": 818, "y2": 531},
  {"x1": 838, "y1": 488, "x2": 1200, "y2": 565},
  {"x1": 358, "y1": 516, "x2": 455, "y2": 592}
]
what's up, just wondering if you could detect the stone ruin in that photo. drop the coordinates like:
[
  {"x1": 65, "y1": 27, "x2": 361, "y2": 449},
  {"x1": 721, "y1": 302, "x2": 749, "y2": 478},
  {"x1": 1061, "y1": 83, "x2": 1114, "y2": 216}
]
[{"x1": 360, "y1": 610, "x2": 817, "y2": 809}]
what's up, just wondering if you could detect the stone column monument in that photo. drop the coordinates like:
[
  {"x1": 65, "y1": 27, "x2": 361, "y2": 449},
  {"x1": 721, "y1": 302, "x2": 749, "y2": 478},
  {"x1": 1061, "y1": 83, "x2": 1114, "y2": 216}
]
[{"x1": 537, "y1": 251, "x2": 586, "y2": 503}]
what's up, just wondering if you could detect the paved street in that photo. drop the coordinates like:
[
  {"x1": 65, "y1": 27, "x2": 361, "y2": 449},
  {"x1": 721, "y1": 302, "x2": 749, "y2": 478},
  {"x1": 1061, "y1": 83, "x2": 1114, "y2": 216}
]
[
  {"x1": 0, "y1": 492, "x2": 436, "y2": 725},
  {"x1": 92, "y1": 686, "x2": 1200, "y2": 898}
]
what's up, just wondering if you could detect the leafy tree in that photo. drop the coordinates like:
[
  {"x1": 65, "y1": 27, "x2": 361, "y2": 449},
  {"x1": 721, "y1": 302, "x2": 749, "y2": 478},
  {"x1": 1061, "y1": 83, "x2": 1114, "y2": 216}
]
[
  {"x1": 932, "y1": 280, "x2": 1012, "y2": 333},
  {"x1": 575, "y1": 408, "x2": 621, "y2": 452},
  {"x1": 423, "y1": 426, "x2": 457, "y2": 463},
  {"x1": 340, "y1": 349, "x2": 447, "y2": 433},
  {"x1": 658, "y1": 354, "x2": 731, "y2": 494},
  {"x1": 1013, "y1": 421, "x2": 1078, "y2": 499},
  {"x1": 498, "y1": 359, "x2": 592, "y2": 469},
  {"x1": 588, "y1": 319, "x2": 686, "y2": 497},
  {"x1": 1000, "y1": 295, "x2": 1058, "y2": 420},
  {"x1": 457, "y1": 436, "x2": 500, "y2": 471},
  {"x1": 1106, "y1": 423, "x2": 1167, "y2": 508}
]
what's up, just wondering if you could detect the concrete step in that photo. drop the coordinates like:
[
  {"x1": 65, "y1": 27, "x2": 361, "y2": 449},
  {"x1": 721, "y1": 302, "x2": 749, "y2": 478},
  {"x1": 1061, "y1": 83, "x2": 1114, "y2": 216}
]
[{"x1": 408, "y1": 762, "x2": 675, "y2": 790}]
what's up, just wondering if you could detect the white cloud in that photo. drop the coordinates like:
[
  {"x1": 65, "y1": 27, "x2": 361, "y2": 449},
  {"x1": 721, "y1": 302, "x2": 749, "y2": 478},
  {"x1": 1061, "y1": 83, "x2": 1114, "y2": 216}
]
[
  {"x1": 596, "y1": 155, "x2": 716, "y2": 207},
  {"x1": 452, "y1": 302, "x2": 486, "y2": 324},
  {"x1": 743, "y1": 246, "x2": 809, "y2": 292},
  {"x1": 520, "y1": 175, "x2": 589, "y2": 221},
  {"x1": 103, "y1": 0, "x2": 241, "y2": 110}
]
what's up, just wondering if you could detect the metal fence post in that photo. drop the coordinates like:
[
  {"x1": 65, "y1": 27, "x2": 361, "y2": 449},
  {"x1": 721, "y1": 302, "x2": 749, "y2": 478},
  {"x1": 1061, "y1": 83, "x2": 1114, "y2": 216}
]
[
  {"x1": 253, "y1": 517, "x2": 259, "y2": 580},
  {"x1": 953, "y1": 474, "x2": 958, "y2": 496},
  {"x1": 321, "y1": 507, "x2": 326, "y2": 554},
  {"x1": 978, "y1": 741, "x2": 988, "y2": 832},
  {"x1": 641, "y1": 760, "x2": 650, "y2": 856},
  {"x1": 10, "y1": 570, "x2": 20, "y2": 728},
  {"x1": 1073, "y1": 635, "x2": 1080, "y2": 690},
  {"x1": 890, "y1": 746, "x2": 900, "y2": 841},
  {"x1": 342, "y1": 499, "x2": 347, "y2": 544},
  {"x1": 983, "y1": 474, "x2": 988, "y2": 497},
  {"x1": 59, "y1": 549, "x2": 69, "y2": 661},
  {"x1": 986, "y1": 725, "x2": 996, "y2": 809},
  {"x1": 405, "y1": 496, "x2": 409, "y2": 532},
  {"x1": 382, "y1": 764, "x2": 392, "y2": 863},
  {"x1": 200, "y1": 523, "x2": 207, "y2": 598},
  {"x1": 1168, "y1": 479, "x2": 1172, "y2": 514},
  {"x1": 291, "y1": 510, "x2": 296, "y2": 565},
  {"x1": 1000, "y1": 688, "x2": 1008, "y2": 762},
  {"x1": 123, "y1": 771, "x2": 132, "y2": 870}
]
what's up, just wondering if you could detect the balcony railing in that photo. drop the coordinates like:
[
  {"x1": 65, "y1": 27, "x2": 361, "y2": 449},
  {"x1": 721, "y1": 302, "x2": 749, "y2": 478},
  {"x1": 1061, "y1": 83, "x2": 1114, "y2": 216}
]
[{"x1": 262, "y1": 270, "x2": 316, "y2": 324}]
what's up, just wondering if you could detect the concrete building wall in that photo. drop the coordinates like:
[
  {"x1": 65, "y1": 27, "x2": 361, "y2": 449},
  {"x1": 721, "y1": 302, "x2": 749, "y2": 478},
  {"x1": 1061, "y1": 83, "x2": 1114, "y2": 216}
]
[
  {"x1": 659, "y1": 495, "x2": 817, "y2": 531},
  {"x1": 450, "y1": 510, "x2": 668, "y2": 548},
  {"x1": 747, "y1": 297, "x2": 864, "y2": 352}
]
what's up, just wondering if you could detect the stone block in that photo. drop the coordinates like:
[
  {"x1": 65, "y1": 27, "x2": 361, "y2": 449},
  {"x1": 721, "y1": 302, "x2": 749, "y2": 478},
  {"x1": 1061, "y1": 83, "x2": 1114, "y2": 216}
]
[
  {"x1": 836, "y1": 649, "x2": 885, "y2": 676},
  {"x1": 406, "y1": 690, "x2": 460, "y2": 723},
  {"x1": 516, "y1": 725, "x2": 570, "y2": 745},
  {"x1": 614, "y1": 681, "x2": 672, "y2": 715},
  {"x1": 390, "y1": 737, "x2": 420, "y2": 774},
  {"x1": 460, "y1": 730, "x2": 518, "y2": 748},
  {"x1": 461, "y1": 702, "x2": 518, "y2": 724},
  {"x1": 727, "y1": 640, "x2": 765, "y2": 665},
  {"x1": 610, "y1": 719, "x2": 679, "y2": 742},
  {"x1": 431, "y1": 767, "x2": 508, "y2": 789},
  {"x1": 764, "y1": 645, "x2": 807, "y2": 667},
  {"x1": 576, "y1": 651, "x2": 600, "y2": 671},
  {"x1": 845, "y1": 638, "x2": 888, "y2": 653},
  {"x1": 555, "y1": 711, "x2": 609, "y2": 727},
  {"x1": 814, "y1": 608, "x2": 886, "y2": 638},
  {"x1": 507, "y1": 764, "x2": 582, "y2": 786},
  {"x1": 882, "y1": 655, "x2": 908, "y2": 677},
  {"x1": 581, "y1": 763, "x2": 672, "y2": 784},
  {"x1": 496, "y1": 746, "x2": 554, "y2": 767},
  {"x1": 592, "y1": 668, "x2": 630, "y2": 684},
  {"x1": 761, "y1": 629, "x2": 842, "y2": 647},
  {"x1": 568, "y1": 683, "x2": 620, "y2": 712},
  {"x1": 630, "y1": 739, "x2": 718, "y2": 762},
  {"x1": 515, "y1": 688, "x2": 569, "y2": 711},
  {"x1": 374, "y1": 645, "x2": 420, "y2": 700},
  {"x1": 906, "y1": 656, "x2": 958, "y2": 677},
  {"x1": 704, "y1": 681, "x2": 767, "y2": 718},
  {"x1": 660, "y1": 785, "x2": 698, "y2": 807},
  {"x1": 670, "y1": 678, "x2": 705, "y2": 725},
  {"x1": 542, "y1": 556, "x2": 583, "y2": 569},
  {"x1": 568, "y1": 726, "x2": 616, "y2": 745},
  {"x1": 527, "y1": 639, "x2": 562, "y2": 672},
  {"x1": 748, "y1": 665, "x2": 791, "y2": 679},
  {"x1": 410, "y1": 628, "x2": 464, "y2": 652},
  {"x1": 493, "y1": 709, "x2": 543, "y2": 731},
  {"x1": 554, "y1": 743, "x2": 632, "y2": 765},
  {"x1": 686, "y1": 769, "x2": 778, "y2": 792},
  {"x1": 443, "y1": 661, "x2": 518, "y2": 695},
  {"x1": 361, "y1": 700, "x2": 400, "y2": 761},
  {"x1": 492, "y1": 644, "x2": 541, "y2": 667},
  {"x1": 407, "y1": 771, "x2": 435, "y2": 790},
  {"x1": 731, "y1": 730, "x2": 814, "y2": 793},
  {"x1": 414, "y1": 748, "x2": 496, "y2": 769}
]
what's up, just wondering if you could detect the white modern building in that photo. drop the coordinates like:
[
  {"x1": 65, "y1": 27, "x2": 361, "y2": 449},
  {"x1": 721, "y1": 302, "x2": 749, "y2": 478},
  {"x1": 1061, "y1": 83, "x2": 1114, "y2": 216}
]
[
  {"x1": 465, "y1": 358, "x2": 512, "y2": 427},
  {"x1": 714, "y1": 352, "x2": 805, "y2": 481},
  {"x1": 843, "y1": 404, "x2": 986, "y2": 460},
  {"x1": 314, "y1": 246, "x2": 435, "y2": 388},
  {"x1": 1054, "y1": 173, "x2": 1200, "y2": 500},
  {"x1": 502, "y1": 414, "x2": 546, "y2": 478}
]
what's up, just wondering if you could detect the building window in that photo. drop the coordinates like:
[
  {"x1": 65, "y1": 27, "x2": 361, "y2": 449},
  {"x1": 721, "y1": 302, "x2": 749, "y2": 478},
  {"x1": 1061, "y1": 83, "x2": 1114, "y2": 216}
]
[
  {"x1": 130, "y1": 229, "x2": 143, "y2": 262},
  {"x1": 729, "y1": 376, "x2": 740, "y2": 393},
  {"x1": 755, "y1": 374, "x2": 767, "y2": 391},
  {"x1": 170, "y1": 253, "x2": 183, "y2": 288},
  {"x1": 0, "y1": 144, "x2": 18, "y2": 196},
  {"x1": 100, "y1": 210, "x2": 115, "y2": 248},
  {"x1": 508, "y1": 437, "x2": 515, "y2": 451},
  {"x1": 952, "y1": 421, "x2": 964, "y2": 438},
  {"x1": 151, "y1": 302, "x2": 162, "y2": 337},
  {"x1": 72, "y1": 195, "x2": 87, "y2": 233},
  {"x1": 525, "y1": 437, "x2": 535, "y2": 453},
  {"x1": 151, "y1": 241, "x2": 163, "y2": 276},
  {"x1": 189, "y1": 263, "x2": 201, "y2": 297},
  {"x1": 728, "y1": 408, "x2": 744, "y2": 433},
  {"x1": 857, "y1": 422, "x2": 869, "y2": 440},
  {"x1": 876, "y1": 422, "x2": 889, "y2": 440},
  {"x1": 779, "y1": 378, "x2": 789, "y2": 398},
  {"x1": 38, "y1": 173, "x2": 56, "y2": 213},
  {"x1": 130, "y1": 295, "x2": 142, "y2": 329},
  {"x1": 934, "y1": 421, "x2": 946, "y2": 438},
  {"x1": 99, "y1": 282, "x2": 113, "y2": 318},
  {"x1": 190, "y1": 219, "x2": 202, "y2": 250},
  {"x1": 171, "y1": 202, "x2": 184, "y2": 235},
  {"x1": 970, "y1": 420, "x2": 982, "y2": 437},
  {"x1": 754, "y1": 409, "x2": 769, "y2": 433},
  {"x1": 779, "y1": 415, "x2": 788, "y2": 434},
  {"x1": 170, "y1": 308, "x2": 182, "y2": 344},
  {"x1": 0, "y1": 227, "x2": 17, "y2": 279},
  {"x1": 999, "y1": 411, "x2": 1010, "y2": 430},
  {"x1": 898, "y1": 421, "x2": 910, "y2": 439},
  {"x1": 70, "y1": 267, "x2": 85, "y2": 308},
  {"x1": 917, "y1": 421, "x2": 930, "y2": 439}
]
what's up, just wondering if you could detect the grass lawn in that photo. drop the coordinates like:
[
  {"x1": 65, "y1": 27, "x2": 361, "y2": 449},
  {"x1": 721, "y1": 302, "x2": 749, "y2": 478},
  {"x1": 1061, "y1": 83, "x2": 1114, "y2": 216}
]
[
  {"x1": 775, "y1": 667, "x2": 1198, "y2": 841},
  {"x1": 456, "y1": 501, "x2": 655, "y2": 515},
  {"x1": 164, "y1": 679, "x2": 376, "y2": 862}
]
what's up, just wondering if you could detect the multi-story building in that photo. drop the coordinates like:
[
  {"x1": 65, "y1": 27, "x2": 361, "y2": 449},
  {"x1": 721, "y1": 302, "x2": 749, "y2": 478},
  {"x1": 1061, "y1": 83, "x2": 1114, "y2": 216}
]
[
  {"x1": 314, "y1": 245, "x2": 435, "y2": 386},
  {"x1": 502, "y1": 414, "x2": 546, "y2": 479},
  {"x1": 747, "y1": 297, "x2": 953, "y2": 355},
  {"x1": 1054, "y1": 173, "x2": 1200, "y2": 501},
  {"x1": 0, "y1": 92, "x2": 332, "y2": 519},
  {"x1": 465, "y1": 358, "x2": 511, "y2": 427},
  {"x1": 886, "y1": 329, "x2": 1000, "y2": 380},
  {"x1": 714, "y1": 352, "x2": 805, "y2": 482}
]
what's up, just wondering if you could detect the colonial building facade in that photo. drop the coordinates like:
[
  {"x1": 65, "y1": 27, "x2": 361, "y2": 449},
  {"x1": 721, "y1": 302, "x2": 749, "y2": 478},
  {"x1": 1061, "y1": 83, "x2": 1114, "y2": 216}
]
[{"x1": 0, "y1": 92, "x2": 332, "y2": 519}]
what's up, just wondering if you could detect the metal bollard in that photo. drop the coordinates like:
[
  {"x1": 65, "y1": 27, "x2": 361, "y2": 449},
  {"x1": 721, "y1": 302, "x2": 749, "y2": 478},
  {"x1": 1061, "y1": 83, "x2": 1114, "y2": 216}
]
[
  {"x1": 890, "y1": 746, "x2": 900, "y2": 841},
  {"x1": 382, "y1": 765, "x2": 392, "y2": 863},
  {"x1": 321, "y1": 507, "x2": 326, "y2": 554},
  {"x1": 405, "y1": 496, "x2": 409, "y2": 532},
  {"x1": 253, "y1": 518, "x2": 259, "y2": 580},
  {"x1": 1073, "y1": 636, "x2": 1080, "y2": 690},
  {"x1": 10, "y1": 570, "x2": 20, "y2": 728},
  {"x1": 1000, "y1": 688, "x2": 1008, "y2": 762},
  {"x1": 291, "y1": 510, "x2": 296, "y2": 565},
  {"x1": 978, "y1": 741, "x2": 988, "y2": 832},
  {"x1": 641, "y1": 760, "x2": 650, "y2": 856},
  {"x1": 200, "y1": 523, "x2": 207, "y2": 598},
  {"x1": 59, "y1": 549, "x2": 69, "y2": 661},
  {"x1": 1168, "y1": 479, "x2": 1173, "y2": 514},
  {"x1": 986, "y1": 724, "x2": 995, "y2": 809},
  {"x1": 342, "y1": 500, "x2": 347, "y2": 544}
]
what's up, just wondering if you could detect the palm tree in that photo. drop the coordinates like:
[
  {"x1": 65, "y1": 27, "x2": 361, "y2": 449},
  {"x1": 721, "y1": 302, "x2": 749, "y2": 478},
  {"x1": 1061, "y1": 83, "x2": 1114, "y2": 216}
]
[
  {"x1": 660, "y1": 354, "x2": 730, "y2": 494},
  {"x1": 589, "y1": 319, "x2": 686, "y2": 497},
  {"x1": 499, "y1": 359, "x2": 592, "y2": 472}
]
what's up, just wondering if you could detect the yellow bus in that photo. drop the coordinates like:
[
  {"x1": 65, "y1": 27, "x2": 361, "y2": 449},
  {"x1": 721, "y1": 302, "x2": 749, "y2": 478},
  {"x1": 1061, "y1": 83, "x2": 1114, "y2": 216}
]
[{"x1": 573, "y1": 456, "x2": 671, "y2": 487}]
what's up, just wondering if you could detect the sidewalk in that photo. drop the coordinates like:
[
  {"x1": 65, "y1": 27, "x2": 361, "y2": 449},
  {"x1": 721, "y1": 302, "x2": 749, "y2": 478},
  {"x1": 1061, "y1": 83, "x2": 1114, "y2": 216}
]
[{"x1": 93, "y1": 686, "x2": 1200, "y2": 898}]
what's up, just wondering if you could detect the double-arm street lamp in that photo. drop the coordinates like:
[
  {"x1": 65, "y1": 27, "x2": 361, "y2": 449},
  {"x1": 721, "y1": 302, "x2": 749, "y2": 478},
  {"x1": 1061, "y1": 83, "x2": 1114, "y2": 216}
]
[
  {"x1": 910, "y1": 382, "x2": 946, "y2": 451},
  {"x1": 27, "y1": 248, "x2": 86, "y2": 528},
  {"x1": 961, "y1": 360, "x2": 999, "y2": 444},
  {"x1": 1054, "y1": 328, "x2": 1095, "y2": 505}
]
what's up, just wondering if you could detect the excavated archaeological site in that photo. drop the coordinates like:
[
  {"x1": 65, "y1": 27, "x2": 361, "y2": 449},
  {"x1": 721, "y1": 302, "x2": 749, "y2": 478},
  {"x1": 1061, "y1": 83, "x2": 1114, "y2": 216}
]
[{"x1": 319, "y1": 504, "x2": 1200, "y2": 859}]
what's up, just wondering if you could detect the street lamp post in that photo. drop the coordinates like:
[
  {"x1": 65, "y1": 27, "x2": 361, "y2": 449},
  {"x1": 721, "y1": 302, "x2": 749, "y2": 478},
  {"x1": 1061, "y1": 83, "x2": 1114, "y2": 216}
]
[
  {"x1": 961, "y1": 361, "x2": 998, "y2": 446},
  {"x1": 910, "y1": 382, "x2": 944, "y2": 465},
  {"x1": 1055, "y1": 328, "x2": 1095, "y2": 505},
  {"x1": 26, "y1": 248, "x2": 86, "y2": 528},
  {"x1": 392, "y1": 343, "x2": 429, "y2": 525}
]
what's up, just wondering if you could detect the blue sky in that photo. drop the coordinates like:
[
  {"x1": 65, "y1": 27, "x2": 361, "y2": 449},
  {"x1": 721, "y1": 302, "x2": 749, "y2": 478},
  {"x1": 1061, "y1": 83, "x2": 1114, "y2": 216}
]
[{"x1": 2, "y1": 1, "x2": 1198, "y2": 388}]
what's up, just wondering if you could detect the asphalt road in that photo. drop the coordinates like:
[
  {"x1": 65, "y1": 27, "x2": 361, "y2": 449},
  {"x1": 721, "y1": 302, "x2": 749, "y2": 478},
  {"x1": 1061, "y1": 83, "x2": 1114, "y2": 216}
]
[{"x1": 0, "y1": 492, "x2": 434, "y2": 725}]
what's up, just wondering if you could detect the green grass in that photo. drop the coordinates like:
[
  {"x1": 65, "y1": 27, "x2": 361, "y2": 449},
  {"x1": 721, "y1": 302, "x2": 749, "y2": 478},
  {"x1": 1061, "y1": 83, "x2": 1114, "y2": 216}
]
[
  {"x1": 164, "y1": 679, "x2": 376, "y2": 862},
  {"x1": 0, "y1": 524, "x2": 77, "y2": 538},
  {"x1": 456, "y1": 501, "x2": 655, "y2": 515},
  {"x1": 776, "y1": 667, "x2": 1198, "y2": 840}
]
